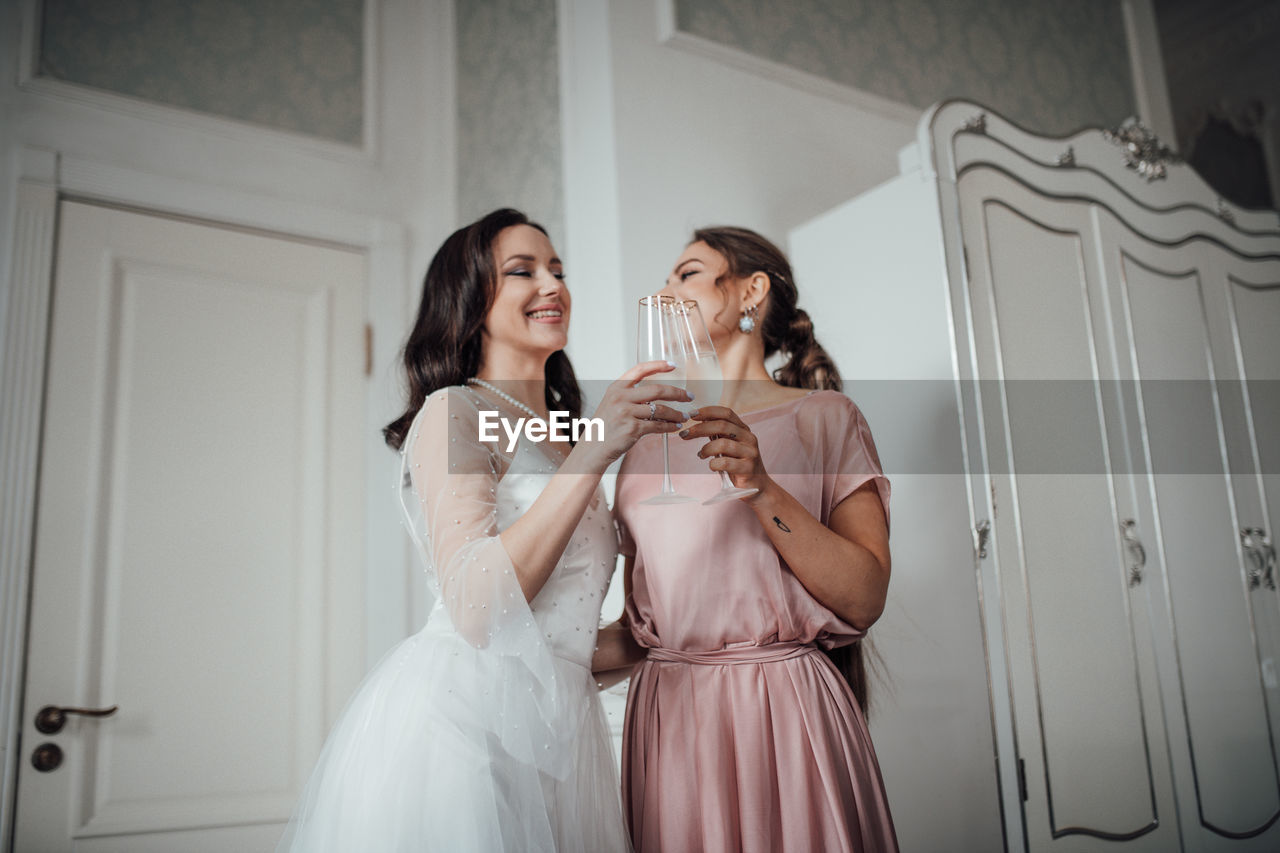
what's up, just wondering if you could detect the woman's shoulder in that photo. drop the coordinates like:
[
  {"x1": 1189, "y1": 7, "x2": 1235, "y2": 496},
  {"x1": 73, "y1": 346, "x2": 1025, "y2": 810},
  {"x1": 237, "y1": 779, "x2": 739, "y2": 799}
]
[
  {"x1": 743, "y1": 388, "x2": 860, "y2": 430},
  {"x1": 793, "y1": 388, "x2": 862, "y2": 422},
  {"x1": 424, "y1": 383, "x2": 480, "y2": 402},
  {"x1": 789, "y1": 391, "x2": 879, "y2": 455},
  {"x1": 402, "y1": 386, "x2": 488, "y2": 451},
  {"x1": 421, "y1": 384, "x2": 487, "y2": 415},
  {"x1": 740, "y1": 386, "x2": 816, "y2": 419}
]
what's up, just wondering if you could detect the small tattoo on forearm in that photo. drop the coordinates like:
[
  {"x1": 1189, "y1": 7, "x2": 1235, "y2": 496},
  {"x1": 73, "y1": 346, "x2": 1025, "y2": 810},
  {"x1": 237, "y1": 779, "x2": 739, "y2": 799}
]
[{"x1": 772, "y1": 516, "x2": 791, "y2": 533}]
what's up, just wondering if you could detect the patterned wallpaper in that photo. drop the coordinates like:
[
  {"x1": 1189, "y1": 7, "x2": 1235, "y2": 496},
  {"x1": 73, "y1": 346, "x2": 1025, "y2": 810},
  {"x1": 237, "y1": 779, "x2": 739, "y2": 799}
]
[
  {"x1": 674, "y1": 0, "x2": 1135, "y2": 135},
  {"x1": 455, "y1": 0, "x2": 565, "y2": 244},
  {"x1": 38, "y1": 0, "x2": 364, "y2": 145}
]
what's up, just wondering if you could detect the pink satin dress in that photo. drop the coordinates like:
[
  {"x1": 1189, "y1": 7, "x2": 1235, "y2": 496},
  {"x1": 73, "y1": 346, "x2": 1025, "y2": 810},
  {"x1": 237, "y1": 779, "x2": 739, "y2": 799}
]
[{"x1": 616, "y1": 390, "x2": 898, "y2": 853}]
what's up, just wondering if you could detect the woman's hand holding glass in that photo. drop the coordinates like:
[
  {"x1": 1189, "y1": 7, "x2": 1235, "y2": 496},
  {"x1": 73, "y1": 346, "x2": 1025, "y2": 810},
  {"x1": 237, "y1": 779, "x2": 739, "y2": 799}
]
[
  {"x1": 679, "y1": 405, "x2": 770, "y2": 499},
  {"x1": 582, "y1": 360, "x2": 689, "y2": 469}
]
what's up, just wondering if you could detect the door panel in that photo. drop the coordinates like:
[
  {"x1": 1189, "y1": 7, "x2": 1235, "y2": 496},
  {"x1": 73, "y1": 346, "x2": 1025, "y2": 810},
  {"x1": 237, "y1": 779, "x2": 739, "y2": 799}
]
[
  {"x1": 1226, "y1": 273, "x2": 1280, "y2": 844},
  {"x1": 1228, "y1": 275, "x2": 1280, "y2": 624},
  {"x1": 1123, "y1": 256, "x2": 1280, "y2": 839},
  {"x1": 1228, "y1": 279, "x2": 1280, "y2": 764},
  {"x1": 958, "y1": 168, "x2": 1179, "y2": 851},
  {"x1": 1099, "y1": 210, "x2": 1280, "y2": 851},
  {"x1": 15, "y1": 201, "x2": 366, "y2": 851}
]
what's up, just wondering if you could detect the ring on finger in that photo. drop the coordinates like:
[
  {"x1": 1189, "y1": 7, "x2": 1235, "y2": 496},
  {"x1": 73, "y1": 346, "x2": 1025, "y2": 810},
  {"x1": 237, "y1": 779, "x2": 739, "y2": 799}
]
[{"x1": 647, "y1": 400, "x2": 657, "y2": 420}]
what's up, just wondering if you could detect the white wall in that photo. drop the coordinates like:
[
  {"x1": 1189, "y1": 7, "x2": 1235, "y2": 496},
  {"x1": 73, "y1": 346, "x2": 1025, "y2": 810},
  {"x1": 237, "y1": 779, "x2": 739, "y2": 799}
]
[
  {"x1": 608, "y1": 0, "x2": 918, "y2": 319},
  {"x1": 557, "y1": 0, "x2": 919, "y2": 384}
]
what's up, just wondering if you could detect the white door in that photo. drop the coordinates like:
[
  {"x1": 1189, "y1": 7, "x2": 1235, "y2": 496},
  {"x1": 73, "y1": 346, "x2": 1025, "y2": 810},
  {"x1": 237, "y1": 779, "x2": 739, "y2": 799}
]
[
  {"x1": 14, "y1": 201, "x2": 367, "y2": 852},
  {"x1": 1103, "y1": 214, "x2": 1280, "y2": 852},
  {"x1": 957, "y1": 168, "x2": 1182, "y2": 852}
]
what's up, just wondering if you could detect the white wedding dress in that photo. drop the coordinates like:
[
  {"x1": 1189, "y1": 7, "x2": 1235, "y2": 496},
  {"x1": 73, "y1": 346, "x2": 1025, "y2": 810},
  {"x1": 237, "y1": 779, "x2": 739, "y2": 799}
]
[{"x1": 278, "y1": 386, "x2": 630, "y2": 852}]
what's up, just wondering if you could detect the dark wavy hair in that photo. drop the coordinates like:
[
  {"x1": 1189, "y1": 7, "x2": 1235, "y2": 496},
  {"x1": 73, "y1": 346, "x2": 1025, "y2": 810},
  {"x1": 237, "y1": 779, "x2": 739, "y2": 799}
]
[
  {"x1": 692, "y1": 225, "x2": 879, "y2": 712},
  {"x1": 383, "y1": 208, "x2": 582, "y2": 450}
]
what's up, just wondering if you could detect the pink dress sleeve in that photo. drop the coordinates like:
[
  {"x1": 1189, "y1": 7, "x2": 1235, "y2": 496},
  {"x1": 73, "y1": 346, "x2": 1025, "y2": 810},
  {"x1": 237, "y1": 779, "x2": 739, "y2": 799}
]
[{"x1": 820, "y1": 393, "x2": 891, "y2": 532}]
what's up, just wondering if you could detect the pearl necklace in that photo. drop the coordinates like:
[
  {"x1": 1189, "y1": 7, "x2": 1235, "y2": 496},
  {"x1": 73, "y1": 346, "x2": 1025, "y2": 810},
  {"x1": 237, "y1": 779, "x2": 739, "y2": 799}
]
[{"x1": 467, "y1": 378, "x2": 541, "y2": 419}]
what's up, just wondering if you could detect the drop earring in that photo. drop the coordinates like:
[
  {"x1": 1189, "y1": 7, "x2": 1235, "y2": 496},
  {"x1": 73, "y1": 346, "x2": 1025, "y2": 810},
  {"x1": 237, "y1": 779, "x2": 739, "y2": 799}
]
[{"x1": 738, "y1": 304, "x2": 758, "y2": 334}]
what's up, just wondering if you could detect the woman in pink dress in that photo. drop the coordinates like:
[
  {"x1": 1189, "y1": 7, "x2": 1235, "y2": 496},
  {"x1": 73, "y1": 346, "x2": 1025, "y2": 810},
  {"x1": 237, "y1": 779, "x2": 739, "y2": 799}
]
[{"x1": 614, "y1": 226, "x2": 898, "y2": 853}]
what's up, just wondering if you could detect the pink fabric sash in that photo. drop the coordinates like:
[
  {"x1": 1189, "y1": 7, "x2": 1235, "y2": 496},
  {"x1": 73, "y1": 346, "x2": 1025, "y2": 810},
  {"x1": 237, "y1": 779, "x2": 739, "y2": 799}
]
[{"x1": 645, "y1": 641, "x2": 817, "y2": 666}]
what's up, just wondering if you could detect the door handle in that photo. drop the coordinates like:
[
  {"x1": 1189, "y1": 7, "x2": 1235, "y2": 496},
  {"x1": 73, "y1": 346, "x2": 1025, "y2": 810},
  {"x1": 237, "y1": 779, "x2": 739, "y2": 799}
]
[
  {"x1": 34, "y1": 704, "x2": 118, "y2": 735},
  {"x1": 1242, "y1": 528, "x2": 1276, "y2": 590},
  {"x1": 975, "y1": 520, "x2": 991, "y2": 559},
  {"x1": 1122, "y1": 519, "x2": 1145, "y2": 586}
]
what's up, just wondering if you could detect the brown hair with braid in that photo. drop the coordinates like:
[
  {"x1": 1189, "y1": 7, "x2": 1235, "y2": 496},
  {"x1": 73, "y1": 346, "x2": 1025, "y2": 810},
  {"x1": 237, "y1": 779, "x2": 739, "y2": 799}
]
[
  {"x1": 384, "y1": 209, "x2": 582, "y2": 450},
  {"x1": 691, "y1": 225, "x2": 876, "y2": 713}
]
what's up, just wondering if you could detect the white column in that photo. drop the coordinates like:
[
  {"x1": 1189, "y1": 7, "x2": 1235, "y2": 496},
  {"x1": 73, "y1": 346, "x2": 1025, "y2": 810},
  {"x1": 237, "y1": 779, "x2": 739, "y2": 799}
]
[
  {"x1": 557, "y1": 0, "x2": 627, "y2": 385},
  {"x1": 0, "y1": 168, "x2": 58, "y2": 853}
]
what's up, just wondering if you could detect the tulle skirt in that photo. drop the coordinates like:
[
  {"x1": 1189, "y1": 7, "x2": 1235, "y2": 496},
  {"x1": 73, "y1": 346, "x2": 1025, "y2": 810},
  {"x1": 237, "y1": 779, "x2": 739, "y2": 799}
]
[{"x1": 278, "y1": 624, "x2": 630, "y2": 852}]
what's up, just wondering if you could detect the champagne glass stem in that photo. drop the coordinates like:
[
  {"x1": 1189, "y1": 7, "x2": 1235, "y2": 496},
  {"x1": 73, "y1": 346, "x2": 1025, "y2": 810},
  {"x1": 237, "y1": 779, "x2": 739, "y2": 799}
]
[{"x1": 661, "y1": 435, "x2": 676, "y2": 493}]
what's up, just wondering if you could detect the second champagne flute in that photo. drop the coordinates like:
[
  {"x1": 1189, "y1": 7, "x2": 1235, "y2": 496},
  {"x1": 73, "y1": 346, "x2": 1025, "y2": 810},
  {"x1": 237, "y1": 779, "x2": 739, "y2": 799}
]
[
  {"x1": 637, "y1": 295, "x2": 697, "y2": 505},
  {"x1": 671, "y1": 299, "x2": 758, "y2": 503}
]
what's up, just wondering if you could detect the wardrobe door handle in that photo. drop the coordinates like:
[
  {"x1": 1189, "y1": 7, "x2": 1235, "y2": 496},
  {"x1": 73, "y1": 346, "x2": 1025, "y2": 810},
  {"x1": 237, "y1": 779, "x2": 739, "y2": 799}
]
[
  {"x1": 1122, "y1": 520, "x2": 1146, "y2": 587},
  {"x1": 34, "y1": 704, "x2": 118, "y2": 735},
  {"x1": 975, "y1": 520, "x2": 991, "y2": 559},
  {"x1": 1241, "y1": 528, "x2": 1276, "y2": 591}
]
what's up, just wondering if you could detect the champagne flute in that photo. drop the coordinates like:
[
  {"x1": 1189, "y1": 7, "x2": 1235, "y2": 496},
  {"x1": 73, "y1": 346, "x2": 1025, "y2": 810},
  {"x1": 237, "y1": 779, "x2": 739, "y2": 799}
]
[
  {"x1": 637, "y1": 295, "x2": 697, "y2": 505},
  {"x1": 671, "y1": 299, "x2": 759, "y2": 504}
]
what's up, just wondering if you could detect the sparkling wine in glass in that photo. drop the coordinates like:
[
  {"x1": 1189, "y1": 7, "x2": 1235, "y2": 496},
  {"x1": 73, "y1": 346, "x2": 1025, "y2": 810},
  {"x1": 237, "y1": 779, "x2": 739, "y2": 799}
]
[
  {"x1": 671, "y1": 299, "x2": 758, "y2": 504},
  {"x1": 637, "y1": 295, "x2": 697, "y2": 505}
]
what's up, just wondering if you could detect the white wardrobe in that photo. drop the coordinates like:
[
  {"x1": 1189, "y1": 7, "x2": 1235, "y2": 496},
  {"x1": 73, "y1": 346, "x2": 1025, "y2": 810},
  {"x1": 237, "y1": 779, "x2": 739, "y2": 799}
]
[{"x1": 791, "y1": 100, "x2": 1280, "y2": 853}]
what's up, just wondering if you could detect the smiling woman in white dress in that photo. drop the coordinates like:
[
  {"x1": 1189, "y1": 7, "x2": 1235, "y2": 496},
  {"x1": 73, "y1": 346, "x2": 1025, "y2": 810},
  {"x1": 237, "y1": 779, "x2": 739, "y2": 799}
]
[{"x1": 277, "y1": 208, "x2": 687, "y2": 852}]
